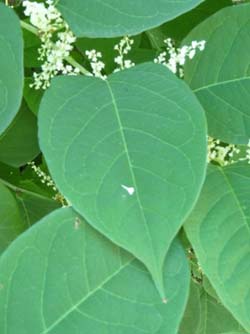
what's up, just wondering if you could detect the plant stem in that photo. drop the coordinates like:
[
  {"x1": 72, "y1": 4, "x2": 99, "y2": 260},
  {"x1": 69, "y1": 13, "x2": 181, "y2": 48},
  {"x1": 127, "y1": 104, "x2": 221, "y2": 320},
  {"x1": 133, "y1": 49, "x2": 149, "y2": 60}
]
[
  {"x1": 20, "y1": 20, "x2": 90, "y2": 76},
  {"x1": 20, "y1": 20, "x2": 38, "y2": 36},
  {"x1": 65, "y1": 55, "x2": 90, "y2": 75}
]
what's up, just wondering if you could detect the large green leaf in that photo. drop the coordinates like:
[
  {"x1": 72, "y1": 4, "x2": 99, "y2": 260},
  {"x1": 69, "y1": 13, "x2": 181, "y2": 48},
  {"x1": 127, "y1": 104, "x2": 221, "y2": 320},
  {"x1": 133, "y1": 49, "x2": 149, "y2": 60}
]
[
  {"x1": 0, "y1": 102, "x2": 40, "y2": 167},
  {"x1": 183, "y1": 4, "x2": 250, "y2": 144},
  {"x1": 0, "y1": 182, "x2": 25, "y2": 254},
  {"x1": 57, "y1": 0, "x2": 204, "y2": 38},
  {"x1": 185, "y1": 162, "x2": 250, "y2": 331},
  {"x1": 179, "y1": 281, "x2": 247, "y2": 334},
  {"x1": 0, "y1": 207, "x2": 190, "y2": 334},
  {"x1": 0, "y1": 4, "x2": 23, "y2": 135},
  {"x1": 38, "y1": 63, "x2": 207, "y2": 299}
]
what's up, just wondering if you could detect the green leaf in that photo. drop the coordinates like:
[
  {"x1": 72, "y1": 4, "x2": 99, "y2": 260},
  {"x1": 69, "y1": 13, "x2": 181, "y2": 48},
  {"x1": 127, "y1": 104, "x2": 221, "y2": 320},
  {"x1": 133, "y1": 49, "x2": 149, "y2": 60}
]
[
  {"x1": 15, "y1": 190, "x2": 60, "y2": 228},
  {"x1": 179, "y1": 281, "x2": 247, "y2": 334},
  {"x1": 183, "y1": 4, "x2": 250, "y2": 144},
  {"x1": 185, "y1": 162, "x2": 250, "y2": 331},
  {"x1": 38, "y1": 63, "x2": 207, "y2": 299},
  {"x1": 0, "y1": 102, "x2": 40, "y2": 167},
  {"x1": 57, "y1": 0, "x2": 204, "y2": 38},
  {"x1": 23, "y1": 78, "x2": 43, "y2": 115},
  {"x1": 202, "y1": 275, "x2": 219, "y2": 302},
  {"x1": 22, "y1": 28, "x2": 42, "y2": 68},
  {"x1": 0, "y1": 207, "x2": 190, "y2": 334},
  {"x1": 0, "y1": 182, "x2": 25, "y2": 254},
  {"x1": 162, "y1": 0, "x2": 231, "y2": 43},
  {"x1": 0, "y1": 3, "x2": 23, "y2": 135}
]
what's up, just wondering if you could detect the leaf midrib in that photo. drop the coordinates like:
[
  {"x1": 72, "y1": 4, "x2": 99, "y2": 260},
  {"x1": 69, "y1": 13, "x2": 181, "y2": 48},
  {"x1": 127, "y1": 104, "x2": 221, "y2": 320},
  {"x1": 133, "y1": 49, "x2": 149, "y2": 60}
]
[
  {"x1": 41, "y1": 259, "x2": 132, "y2": 333},
  {"x1": 219, "y1": 167, "x2": 250, "y2": 236},
  {"x1": 193, "y1": 77, "x2": 250, "y2": 93},
  {"x1": 105, "y1": 80, "x2": 158, "y2": 272}
]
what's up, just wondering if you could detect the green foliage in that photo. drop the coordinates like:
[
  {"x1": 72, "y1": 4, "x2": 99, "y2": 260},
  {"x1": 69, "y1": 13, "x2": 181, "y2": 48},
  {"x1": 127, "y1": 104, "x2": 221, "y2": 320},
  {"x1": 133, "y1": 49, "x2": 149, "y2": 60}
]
[
  {"x1": 0, "y1": 182, "x2": 25, "y2": 254},
  {"x1": 183, "y1": 4, "x2": 250, "y2": 143},
  {"x1": 185, "y1": 162, "x2": 250, "y2": 331},
  {"x1": 0, "y1": 208, "x2": 189, "y2": 333},
  {"x1": 0, "y1": 102, "x2": 40, "y2": 167},
  {"x1": 57, "y1": 0, "x2": 204, "y2": 38},
  {"x1": 0, "y1": 0, "x2": 250, "y2": 333},
  {"x1": 38, "y1": 63, "x2": 207, "y2": 299},
  {"x1": 179, "y1": 281, "x2": 247, "y2": 334},
  {"x1": 0, "y1": 3, "x2": 23, "y2": 135}
]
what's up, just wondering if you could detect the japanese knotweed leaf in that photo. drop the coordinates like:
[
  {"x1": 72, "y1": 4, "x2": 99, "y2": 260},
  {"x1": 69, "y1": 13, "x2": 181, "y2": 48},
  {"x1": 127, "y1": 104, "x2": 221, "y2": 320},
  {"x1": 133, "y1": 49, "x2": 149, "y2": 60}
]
[
  {"x1": 15, "y1": 190, "x2": 60, "y2": 228},
  {"x1": 0, "y1": 3, "x2": 23, "y2": 135},
  {"x1": 185, "y1": 162, "x2": 250, "y2": 331},
  {"x1": 0, "y1": 207, "x2": 190, "y2": 334},
  {"x1": 179, "y1": 281, "x2": 247, "y2": 334},
  {"x1": 0, "y1": 102, "x2": 40, "y2": 168},
  {"x1": 57, "y1": 0, "x2": 204, "y2": 38},
  {"x1": 38, "y1": 62, "x2": 207, "y2": 300},
  {"x1": 183, "y1": 3, "x2": 250, "y2": 144},
  {"x1": 0, "y1": 182, "x2": 25, "y2": 254}
]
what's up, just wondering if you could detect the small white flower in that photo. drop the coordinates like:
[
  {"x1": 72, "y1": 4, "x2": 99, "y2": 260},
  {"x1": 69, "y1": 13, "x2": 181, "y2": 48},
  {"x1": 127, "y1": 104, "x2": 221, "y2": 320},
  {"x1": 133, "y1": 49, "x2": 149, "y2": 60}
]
[
  {"x1": 114, "y1": 36, "x2": 135, "y2": 71},
  {"x1": 23, "y1": 0, "x2": 80, "y2": 89},
  {"x1": 154, "y1": 38, "x2": 206, "y2": 77},
  {"x1": 85, "y1": 49, "x2": 106, "y2": 79}
]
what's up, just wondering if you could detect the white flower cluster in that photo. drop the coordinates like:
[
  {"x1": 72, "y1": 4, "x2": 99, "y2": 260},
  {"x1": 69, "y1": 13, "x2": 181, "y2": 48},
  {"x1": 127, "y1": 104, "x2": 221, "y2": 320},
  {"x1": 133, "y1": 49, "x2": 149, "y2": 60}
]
[
  {"x1": 154, "y1": 38, "x2": 206, "y2": 77},
  {"x1": 85, "y1": 50, "x2": 106, "y2": 79},
  {"x1": 114, "y1": 36, "x2": 135, "y2": 72},
  {"x1": 23, "y1": 0, "x2": 79, "y2": 89},
  {"x1": 28, "y1": 161, "x2": 57, "y2": 191},
  {"x1": 207, "y1": 137, "x2": 240, "y2": 166}
]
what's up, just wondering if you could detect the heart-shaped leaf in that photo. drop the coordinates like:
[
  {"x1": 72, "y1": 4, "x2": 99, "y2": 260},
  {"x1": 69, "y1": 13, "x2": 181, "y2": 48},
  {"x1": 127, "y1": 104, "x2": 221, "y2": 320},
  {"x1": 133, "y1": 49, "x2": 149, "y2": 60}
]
[
  {"x1": 183, "y1": 4, "x2": 250, "y2": 144},
  {"x1": 0, "y1": 4, "x2": 23, "y2": 135},
  {"x1": 57, "y1": 0, "x2": 204, "y2": 38},
  {"x1": 185, "y1": 162, "x2": 250, "y2": 331},
  {"x1": 38, "y1": 63, "x2": 207, "y2": 299},
  {"x1": 0, "y1": 207, "x2": 190, "y2": 334}
]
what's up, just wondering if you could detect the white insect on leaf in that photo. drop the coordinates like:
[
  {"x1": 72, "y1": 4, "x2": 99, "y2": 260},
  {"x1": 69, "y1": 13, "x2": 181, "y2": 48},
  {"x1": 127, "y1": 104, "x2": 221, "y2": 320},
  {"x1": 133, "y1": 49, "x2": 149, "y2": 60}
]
[
  {"x1": 74, "y1": 217, "x2": 81, "y2": 230},
  {"x1": 121, "y1": 184, "x2": 135, "y2": 196}
]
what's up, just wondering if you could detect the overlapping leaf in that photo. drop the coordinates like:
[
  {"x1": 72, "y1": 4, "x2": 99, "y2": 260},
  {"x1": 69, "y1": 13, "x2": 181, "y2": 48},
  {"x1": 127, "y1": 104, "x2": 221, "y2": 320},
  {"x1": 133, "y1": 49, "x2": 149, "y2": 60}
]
[
  {"x1": 183, "y1": 4, "x2": 250, "y2": 144},
  {"x1": 15, "y1": 190, "x2": 60, "y2": 228},
  {"x1": 185, "y1": 162, "x2": 250, "y2": 331},
  {"x1": 38, "y1": 63, "x2": 207, "y2": 298},
  {"x1": 0, "y1": 102, "x2": 40, "y2": 167},
  {"x1": 0, "y1": 4, "x2": 23, "y2": 135},
  {"x1": 0, "y1": 182, "x2": 25, "y2": 254},
  {"x1": 57, "y1": 0, "x2": 204, "y2": 38},
  {"x1": 0, "y1": 207, "x2": 190, "y2": 334},
  {"x1": 179, "y1": 282, "x2": 247, "y2": 334}
]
